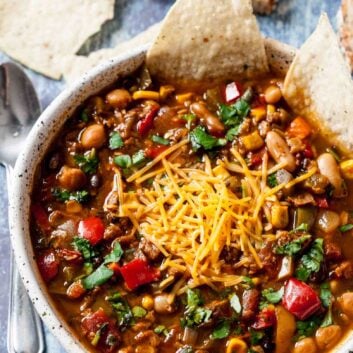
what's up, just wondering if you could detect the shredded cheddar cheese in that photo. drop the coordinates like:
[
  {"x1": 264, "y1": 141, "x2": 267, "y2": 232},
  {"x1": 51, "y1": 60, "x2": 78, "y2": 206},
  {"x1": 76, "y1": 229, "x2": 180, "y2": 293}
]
[{"x1": 106, "y1": 141, "x2": 315, "y2": 292}]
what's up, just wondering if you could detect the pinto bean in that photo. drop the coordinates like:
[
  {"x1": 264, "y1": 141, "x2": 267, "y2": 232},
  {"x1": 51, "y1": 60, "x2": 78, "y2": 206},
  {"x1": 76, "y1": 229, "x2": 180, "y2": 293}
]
[
  {"x1": 338, "y1": 292, "x2": 353, "y2": 318},
  {"x1": 265, "y1": 131, "x2": 296, "y2": 172},
  {"x1": 315, "y1": 325, "x2": 341, "y2": 350},
  {"x1": 317, "y1": 153, "x2": 346, "y2": 198},
  {"x1": 242, "y1": 289, "x2": 260, "y2": 321},
  {"x1": 293, "y1": 338, "x2": 317, "y2": 353},
  {"x1": 106, "y1": 89, "x2": 132, "y2": 109},
  {"x1": 190, "y1": 102, "x2": 225, "y2": 136},
  {"x1": 57, "y1": 166, "x2": 86, "y2": 190},
  {"x1": 264, "y1": 85, "x2": 282, "y2": 104},
  {"x1": 153, "y1": 293, "x2": 176, "y2": 314},
  {"x1": 81, "y1": 124, "x2": 106, "y2": 149}
]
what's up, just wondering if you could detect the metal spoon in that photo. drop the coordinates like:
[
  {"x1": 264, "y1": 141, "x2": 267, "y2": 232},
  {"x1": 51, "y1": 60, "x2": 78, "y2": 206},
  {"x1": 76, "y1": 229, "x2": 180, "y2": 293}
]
[{"x1": 0, "y1": 62, "x2": 45, "y2": 353}]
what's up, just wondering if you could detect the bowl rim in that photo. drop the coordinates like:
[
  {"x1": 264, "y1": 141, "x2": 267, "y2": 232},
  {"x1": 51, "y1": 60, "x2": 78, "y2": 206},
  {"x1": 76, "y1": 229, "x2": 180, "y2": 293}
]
[
  {"x1": 9, "y1": 43, "x2": 148, "y2": 353},
  {"x1": 8, "y1": 38, "x2": 353, "y2": 353}
]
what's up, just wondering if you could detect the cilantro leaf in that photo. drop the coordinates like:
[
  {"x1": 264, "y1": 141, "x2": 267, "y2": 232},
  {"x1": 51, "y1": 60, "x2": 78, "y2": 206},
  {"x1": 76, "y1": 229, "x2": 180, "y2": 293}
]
[
  {"x1": 107, "y1": 292, "x2": 134, "y2": 327},
  {"x1": 290, "y1": 223, "x2": 309, "y2": 233},
  {"x1": 267, "y1": 173, "x2": 278, "y2": 188},
  {"x1": 189, "y1": 126, "x2": 227, "y2": 151},
  {"x1": 154, "y1": 325, "x2": 169, "y2": 336},
  {"x1": 82, "y1": 264, "x2": 114, "y2": 290},
  {"x1": 132, "y1": 150, "x2": 148, "y2": 166},
  {"x1": 339, "y1": 224, "x2": 353, "y2": 232},
  {"x1": 260, "y1": 287, "x2": 284, "y2": 309},
  {"x1": 219, "y1": 99, "x2": 250, "y2": 127},
  {"x1": 74, "y1": 150, "x2": 99, "y2": 174},
  {"x1": 275, "y1": 235, "x2": 312, "y2": 256},
  {"x1": 109, "y1": 131, "x2": 124, "y2": 150},
  {"x1": 186, "y1": 288, "x2": 203, "y2": 308},
  {"x1": 230, "y1": 294, "x2": 242, "y2": 314},
  {"x1": 182, "y1": 114, "x2": 196, "y2": 130},
  {"x1": 72, "y1": 236, "x2": 96, "y2": 262},
  {"x1": 320, "y1": 283, "x2": 332, "y2": 308},
  {"x1": 320, "y1": 305, "x2": 333, "y2": 327},
  {"x1": 104, "y1": 242, "x2": 123, "y2": 264},
  {"x1": 211, "y1": 320, "x2": 230, "y2": 339},
  {"x1": 295, "y1": 317, "x2": 321, "y2": 340},
  {"x1": 250, "y1": 329, "x2": 265, "y2": 345},
  {"x1": 52, "y1": 188, "x2": 89, "y2": 203},
  {"x1": 295, "y1": 239, "x2": 324, "y2": 281},
  {"x1": 226, "y1": 126, "x2": 241, "y2": 141},
  {"x1": 114, "y1": 155, "x2": 132, "y2": 168},
  {"x1": 152, "y1": 135, "x2": 170, "y2": 146}
]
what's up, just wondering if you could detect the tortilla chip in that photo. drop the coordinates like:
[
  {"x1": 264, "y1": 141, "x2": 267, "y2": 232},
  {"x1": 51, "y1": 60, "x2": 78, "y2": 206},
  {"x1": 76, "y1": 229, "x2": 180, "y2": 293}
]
[
  {"x1": 0, "y1": 0, "x2": 115, "y2": 79},
  {"x1": 146, "y1": 0, "x2": 269, "y2": 85},
  {"x1": 283, "y1": 14, "x2": 353, "y2": 154},
  {"x1": 63, "y1": 24, "x2": 160, "y2": 83}
]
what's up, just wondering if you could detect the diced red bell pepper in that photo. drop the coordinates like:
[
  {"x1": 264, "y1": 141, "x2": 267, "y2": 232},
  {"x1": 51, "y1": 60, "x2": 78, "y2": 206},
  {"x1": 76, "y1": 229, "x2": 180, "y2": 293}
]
[
  {"x1": 282, "y1": 278, "x2": 321, "y2": 320},
  {"x1": 137, "y1": 107, "x2": 159, "y2": 136},
  {"x1": 145, "y1": 145, "x2": 169, "y2": 159},
  {"x1": 249, "y1": 148, "x2": 266, "y2": 167},
  {"x1": 251, "y1": 306, "x2": 276, "y2": 330},
  {"x1": 303, "y1": 142, "x2": 314, "y2": 159},
  {"x1": 82, "y1": 308, "x2": 120, "y2": 353},
  {"x1": 37, "y1": 250, "x2": 59, "y2": 282},
  {"x1": 120, "y1": 258, "x2": 160, "y2": 290},
  {"x1": 315, "y1": 196, "x2": 329, "y2": 209},
  {"x1": 31, "y1": 203, "x2": 51, "y2": 233},
  {"x1": 78, "y1": 217, "x2": 105, "y2": 246},
  {"x1": 221, "y1": 82, "x2": 242, "y2": 104}
]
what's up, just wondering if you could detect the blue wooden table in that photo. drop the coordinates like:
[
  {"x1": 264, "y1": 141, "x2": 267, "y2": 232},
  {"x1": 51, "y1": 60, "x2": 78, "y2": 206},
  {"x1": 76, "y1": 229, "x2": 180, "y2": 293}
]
[{"x1": 0, "y1": 0, "x2": 342, "y2": 351}]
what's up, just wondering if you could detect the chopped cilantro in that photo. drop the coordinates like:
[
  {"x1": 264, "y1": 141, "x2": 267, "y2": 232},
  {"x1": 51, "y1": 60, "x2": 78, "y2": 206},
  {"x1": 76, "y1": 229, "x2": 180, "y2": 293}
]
[
  {"x1": 259, "y1": 287, "x2": 284, "y2": 309},
  {"x1": 295, "y1": 239, "x2": 324, "y2": 281},
  {"x1": 182, "y1": 114, "x2": 196, "y2": 129},
  {"x1": 107, "y1": 292, "x2": 134, "y2": 327},
  {"x1": 132, "y1": 150, "x2": 148, "y2": 166},
  {"x1": 154, "y1": 325, "x2": 169, "y2": 336},
  {"x1": 249, "y1": 329, "x2": 265, "y2": 345},
  {"x1": 81, "y1": 109, "x2": 89, "y2": 123},
  {"x1": 226, "y1": 126, "x2": 241, "y2": 141},
  {"x1": 52, "y1": 188, "x2": 89, "y2": 203},
  {"x1": 242, "y1": 276, "x2": 254, "y2": 288},
  {"x1": 267, "y1": 173, "x2": 278, "y2": 188},
  {"x1": 114, "y1": 155, "x2": 132, "y2": 168},
  {"x1": 182, "y1": 288, "x2": 212, "y2": 328},
  {"x1": 72, "y1": 236, "x2": 96, "y2": 263},
  {"x1": 219, "y1": 99, "x2": 250, "y2": 127},
  {"x1": 74, "y1": 150, "x2": 99, "y2": 174},
  {"x1": 295, "y1": 316, "x2": 321, "y2": 340},
  {"x1": 104, "y1": 242, "x2": 123, "y2": 264},
  {"x1": 211, "y1": 320, "x2": 231, "y2": 339},
  {"x1": 109, "y1": 131, "x2": 124, "y2": 150},
  {"x1": 339, "y1": 224, "x2": 353, "y2": 232},
  {"x1": 152, "y1": 135, "x2": 170, "y2": 145},
  {"x1": 91, "y1": 323, "x2": 108, "y2": 346},
  {"x1": 275, "y1": 234, "x2": 311, "y2": 256},
  {"x1": 230, "y1": 293, "x2": 242, "y2": 314},
  {"x1": 290, "y1": 223, "x2": 309, "y2": 233},
  {"x1": 82, "y1": 264, "x2": 114, "y2": 290},
  {"x1": 320, "y1": 283, "x2": 332, "y2": 308},
  {"x1": 189, "y1": 126, "x2": 227, "y2": 151},
  {"x1": 132, "y1": 306, "x2": 147, "y2": 318},
  {"x1": 320, "y1": 305, "x2": 333, "y2": 327}
]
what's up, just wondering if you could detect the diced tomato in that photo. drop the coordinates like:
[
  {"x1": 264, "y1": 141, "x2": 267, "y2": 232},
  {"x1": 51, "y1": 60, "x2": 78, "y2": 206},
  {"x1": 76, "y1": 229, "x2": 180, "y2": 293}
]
[
  {"x1": 303, "y1": 142, "x2": 314, "y2": 159},
  {"x1": 137, "y1": 107, "x2": 159, "y2": 136},
  {"x1": 221, "y1": 82, "x2": 242, "y2": 103},
  {"x1": 78, "y1": 217, "x2": 105, "y2": 246},
  {"x1": 252, "y1": 306, "x2": 276, "y2": 330},
  {"x1": 37, "y1": 250, "x2": 59, "y2": 282},
  {"x1": 287, "y1": 117, "x2": 312, "y2": 140},
  {"x1": 82, "y1": 308, "x2": 120, "y2": 353},
  {"x1": 145, "y1": 145, "x2": 169, "y2": 159},
  {"x1": 249, "y1": 148, "x2": 266, "y2": 167},
  {"x1": 120, "y1": 258, "x2": 160, "y2": 290},
  {"x1": 31, "y1": 203, "x2": 51, "y2": 233},
  {"x1": 315, "y1": 196, "x2": 329, "y2": 209},
  {"x1": 282, "y1": 278, "x2": 321, "y2": 320}
]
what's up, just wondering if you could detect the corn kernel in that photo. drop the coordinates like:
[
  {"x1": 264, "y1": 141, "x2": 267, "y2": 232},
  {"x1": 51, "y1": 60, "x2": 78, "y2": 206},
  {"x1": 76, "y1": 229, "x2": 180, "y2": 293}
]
[
  {"x1": 340, "y1": 159, "x2": 353, "y2": 179},
  {"x1": 267, "y1": 104, "x2": 276, "y2": 115},
  {"x1": 252, "y1": 277, "x2": 261, "y2": 286},
  {"x1": 132, "y1": 90, "x2": 160, "y2": 101},
  {"x1": 240, "y1": 130, "x2": 264, "y2": 151},
  {"x1": 175, "y1": 92, "x2": 193, "y2": 104},
  {"x1": 160, "y1": 85, "x2": 175, "y2": 100},
  {"x1": 271, "y1": 205, "x2": 289, "y2": 229},
  {"x1": 141, "y1": 294, "x2": 154, "y2": 310},
  {"x1": 213, "y1": 165, "x2": 231, "y2": 179},
  {"x1": 226, "y1": 338, "x2": 247, "y2": 353},
  {"x1": 250, "y1": 107, "x2": 266, "y2": 122}
]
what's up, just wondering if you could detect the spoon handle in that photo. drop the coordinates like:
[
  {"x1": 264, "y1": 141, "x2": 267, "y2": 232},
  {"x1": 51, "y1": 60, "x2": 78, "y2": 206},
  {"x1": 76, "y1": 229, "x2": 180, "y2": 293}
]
[{"x1": 6, "y1": 165, "x2": 45, "y2": 353}]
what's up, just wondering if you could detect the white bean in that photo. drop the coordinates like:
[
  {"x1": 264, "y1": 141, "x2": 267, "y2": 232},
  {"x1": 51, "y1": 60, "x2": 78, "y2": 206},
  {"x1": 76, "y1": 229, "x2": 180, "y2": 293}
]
[
  {"x1": 317, "y1": 153, "x2": 345, "y2": 198},
  {"x1": 265, "y1": 131, "x2": 296, "y2": 172}
]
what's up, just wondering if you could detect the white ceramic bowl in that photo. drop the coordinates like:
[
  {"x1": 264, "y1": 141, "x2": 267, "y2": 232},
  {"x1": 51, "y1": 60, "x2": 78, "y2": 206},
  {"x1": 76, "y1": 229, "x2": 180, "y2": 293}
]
[{"x1": 8, "y1": 40, "x2": 353, "y2": 352}]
